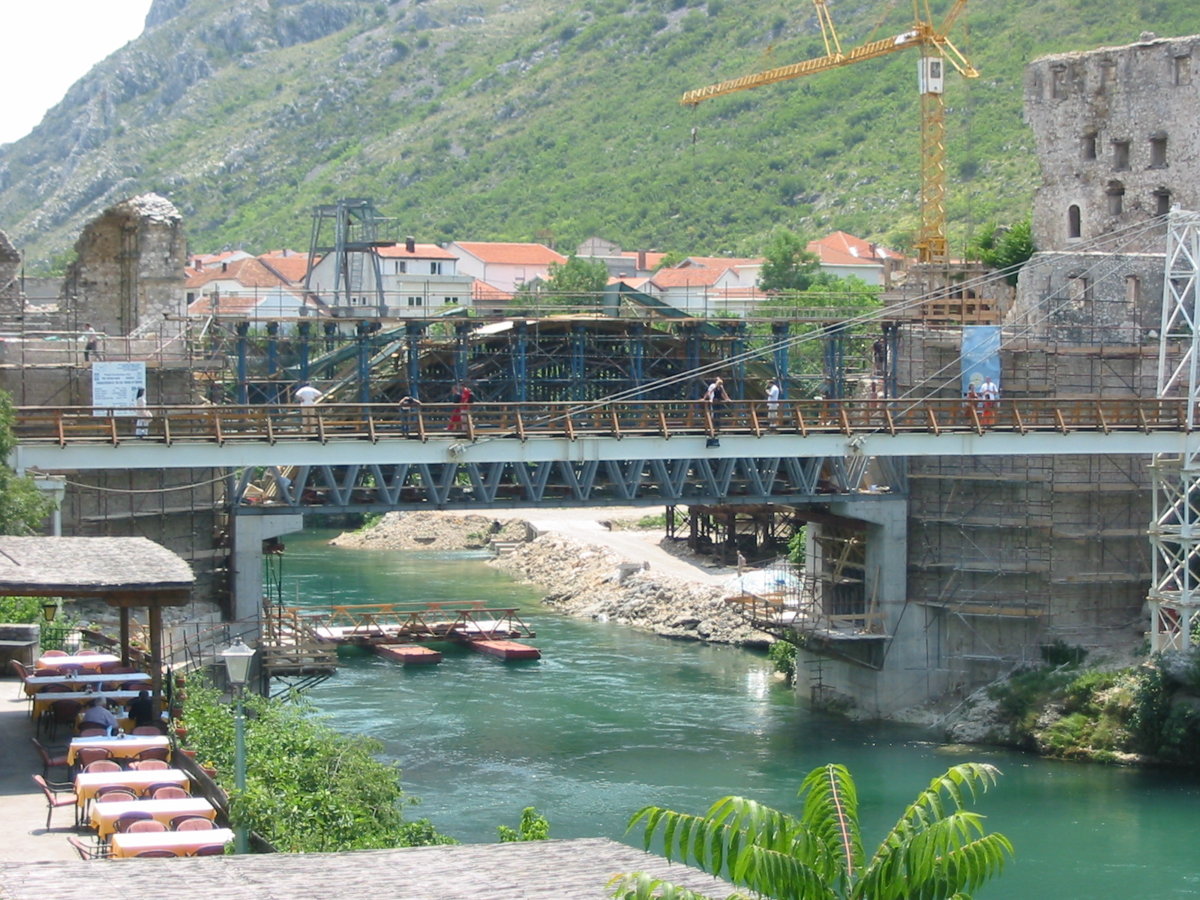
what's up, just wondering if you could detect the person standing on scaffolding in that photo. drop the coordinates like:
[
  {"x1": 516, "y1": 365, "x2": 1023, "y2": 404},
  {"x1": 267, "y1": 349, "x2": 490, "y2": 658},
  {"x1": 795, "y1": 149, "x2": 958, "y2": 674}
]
[{"x1": 83, "y1": 324, "x2": 103, "y2": 361}]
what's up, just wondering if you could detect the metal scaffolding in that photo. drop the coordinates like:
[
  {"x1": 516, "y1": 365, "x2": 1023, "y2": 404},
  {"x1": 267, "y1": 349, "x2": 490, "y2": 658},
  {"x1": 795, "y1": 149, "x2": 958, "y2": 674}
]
[{"x1": 1149, "y1": 208, "x2": 1200, "y2": 650}]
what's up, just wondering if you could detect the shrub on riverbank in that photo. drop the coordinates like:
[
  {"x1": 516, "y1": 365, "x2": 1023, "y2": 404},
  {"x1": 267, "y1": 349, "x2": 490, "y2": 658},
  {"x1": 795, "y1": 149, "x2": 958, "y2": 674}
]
[
  {"x1": 182, "y1": 680, "x2": 456, "y2": 851},
  {"x1": 959, "y1": 649, "x2": 1200, "y2": 766}
]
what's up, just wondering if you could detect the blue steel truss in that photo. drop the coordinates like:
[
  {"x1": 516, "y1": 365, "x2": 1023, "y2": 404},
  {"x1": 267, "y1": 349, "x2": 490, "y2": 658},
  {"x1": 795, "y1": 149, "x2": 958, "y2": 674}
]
[{"x1": 234, "y1": 455, "x2": 908, "y2": 514}]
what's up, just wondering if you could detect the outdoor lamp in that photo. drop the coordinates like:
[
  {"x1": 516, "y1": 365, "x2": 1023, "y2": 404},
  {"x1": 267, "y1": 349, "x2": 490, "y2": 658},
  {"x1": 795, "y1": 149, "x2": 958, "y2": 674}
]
[
  {"x1": 221, "y1": 640, "x2": 255, "y2": 687},
  {"x1": 41, "y1": 601, "x2": 57, "y2": 622},
  {"x1": 221, "y1": 639, "x2": 256, "y2": 854}
]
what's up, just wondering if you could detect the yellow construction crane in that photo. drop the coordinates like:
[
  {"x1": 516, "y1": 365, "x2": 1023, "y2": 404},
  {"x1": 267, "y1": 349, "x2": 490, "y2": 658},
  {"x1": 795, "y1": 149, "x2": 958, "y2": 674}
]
[{"x1": 682, "y1": 0, "x2": 978, "y2": 266}]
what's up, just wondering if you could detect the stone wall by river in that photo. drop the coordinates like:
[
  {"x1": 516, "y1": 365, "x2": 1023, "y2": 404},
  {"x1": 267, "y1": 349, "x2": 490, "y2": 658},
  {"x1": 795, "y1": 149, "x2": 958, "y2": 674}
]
[{"x1": 332, "y1": 511, "x2": 770, "y2": 646}]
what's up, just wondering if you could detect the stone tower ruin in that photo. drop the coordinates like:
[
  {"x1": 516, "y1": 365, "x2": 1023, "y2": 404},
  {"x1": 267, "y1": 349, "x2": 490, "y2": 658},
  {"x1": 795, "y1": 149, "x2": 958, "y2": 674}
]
[{"x1": 65, "y1": 193, "x2": 187, "y2": 337}]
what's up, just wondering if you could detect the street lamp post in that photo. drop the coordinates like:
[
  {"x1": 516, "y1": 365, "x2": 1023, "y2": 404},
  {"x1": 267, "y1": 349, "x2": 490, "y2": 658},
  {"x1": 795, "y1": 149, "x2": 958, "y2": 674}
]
[{"x1": 221, "y1": 640, "x2": 256, "y2": 855}]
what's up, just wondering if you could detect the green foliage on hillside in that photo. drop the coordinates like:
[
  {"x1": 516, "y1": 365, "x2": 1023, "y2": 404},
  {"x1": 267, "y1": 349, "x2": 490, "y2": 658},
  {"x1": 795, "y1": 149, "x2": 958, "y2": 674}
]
[{"x1": 1, "y1": 0, "x2": 1197, "y2": 264}]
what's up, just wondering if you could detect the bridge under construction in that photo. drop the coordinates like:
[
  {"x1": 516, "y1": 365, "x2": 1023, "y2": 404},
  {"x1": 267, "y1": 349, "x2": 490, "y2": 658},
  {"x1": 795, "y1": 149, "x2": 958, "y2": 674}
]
[{"x1": 7, "y1": 213, "x2": 1200, "y2": 716}]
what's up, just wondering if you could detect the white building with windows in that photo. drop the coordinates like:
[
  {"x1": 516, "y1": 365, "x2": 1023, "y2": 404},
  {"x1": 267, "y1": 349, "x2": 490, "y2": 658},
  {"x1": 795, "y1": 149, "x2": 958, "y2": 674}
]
[{"x1": 305, "y1": 240, "x2": 474, "y2": 318}]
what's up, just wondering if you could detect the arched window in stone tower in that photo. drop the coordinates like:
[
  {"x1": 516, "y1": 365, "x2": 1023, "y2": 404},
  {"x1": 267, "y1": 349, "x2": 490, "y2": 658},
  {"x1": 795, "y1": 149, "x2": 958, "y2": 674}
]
[
  {"x1": 1067, "y1": 205, "x2": 1082, "y2": 239},
  {"x1": 1106, "y1": 181, "x2": 1125, "y2": 216}
]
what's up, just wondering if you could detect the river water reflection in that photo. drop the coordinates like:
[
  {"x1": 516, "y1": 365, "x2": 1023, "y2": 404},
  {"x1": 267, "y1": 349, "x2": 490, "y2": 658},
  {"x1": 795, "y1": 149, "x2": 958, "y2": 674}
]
[{"x1": 289, "y1": 529, "x2": 1200, "y2": 898}]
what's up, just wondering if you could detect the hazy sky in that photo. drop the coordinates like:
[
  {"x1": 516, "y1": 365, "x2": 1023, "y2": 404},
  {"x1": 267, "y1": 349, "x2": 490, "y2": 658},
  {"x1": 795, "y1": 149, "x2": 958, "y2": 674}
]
[{"x1": 1, "y1": 1, "x2": 153, "y2": 145}]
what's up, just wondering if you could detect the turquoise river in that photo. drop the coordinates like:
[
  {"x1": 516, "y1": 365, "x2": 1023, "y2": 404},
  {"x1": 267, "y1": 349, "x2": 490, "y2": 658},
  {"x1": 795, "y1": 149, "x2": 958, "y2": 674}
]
[{"x1": 285, "y1": 529, "x2": 1199, "y2": 898}]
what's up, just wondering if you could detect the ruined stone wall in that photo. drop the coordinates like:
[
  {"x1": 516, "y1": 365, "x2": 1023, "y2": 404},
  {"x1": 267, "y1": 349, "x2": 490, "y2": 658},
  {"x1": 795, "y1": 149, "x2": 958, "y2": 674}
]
[
  {"x1": 1025, "y1": 33, "x2": 1200, "y2": 252},
  {"x1": 65, "y1": 193, "x2": 186, "y2": 336},
  {"x1": 1010, "y1": 251, "x2": 1163, "y2": 344},
  {"x1": 0, "y1": 229, "x2": 21, "y2": 315}
]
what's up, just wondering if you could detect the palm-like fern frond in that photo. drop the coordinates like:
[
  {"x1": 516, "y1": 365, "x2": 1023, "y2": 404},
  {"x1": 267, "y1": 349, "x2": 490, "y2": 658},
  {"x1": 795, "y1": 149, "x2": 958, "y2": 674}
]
[
  {"x1": 628, "y1": 801, "x2": 840, "y2": 900},
  {"x1": 617, "y1": 762, "x2": 1011, "y2": 900},
  {"x1": 798, "y1": 763, "x2": 865, "y2": 888},
  {"x1": 853, "y1": 764, "x2": 1011, "y2": 900}
]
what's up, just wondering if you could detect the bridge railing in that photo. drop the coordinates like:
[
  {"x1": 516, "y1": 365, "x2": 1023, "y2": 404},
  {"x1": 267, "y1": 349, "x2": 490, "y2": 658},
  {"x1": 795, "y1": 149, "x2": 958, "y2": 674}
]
[{"x1": 12, "y1": 397, "x2": 1193, "y2": 446}]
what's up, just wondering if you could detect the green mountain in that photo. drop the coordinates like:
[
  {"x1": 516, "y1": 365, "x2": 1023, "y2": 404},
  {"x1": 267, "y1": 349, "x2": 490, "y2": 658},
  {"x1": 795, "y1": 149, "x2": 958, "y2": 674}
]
[{"x1": 1, "y1": 0, "x2": 1196, "y2": 267}]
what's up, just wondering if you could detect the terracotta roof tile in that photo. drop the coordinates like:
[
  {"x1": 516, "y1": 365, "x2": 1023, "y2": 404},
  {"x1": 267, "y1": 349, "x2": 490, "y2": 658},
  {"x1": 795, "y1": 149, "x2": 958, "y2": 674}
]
[
  {"x1": 808, "y1": 231, "x2": 903, "y2": 263},
  {"x1": 650, "y1": 266, "x2": 728, "y2": 288},
  {"x1": 377, "y1": 243, "x2": 458, "y2": 260},
  {"x1": 453, "y1": 242, "x2": 567, "y2": 266}
]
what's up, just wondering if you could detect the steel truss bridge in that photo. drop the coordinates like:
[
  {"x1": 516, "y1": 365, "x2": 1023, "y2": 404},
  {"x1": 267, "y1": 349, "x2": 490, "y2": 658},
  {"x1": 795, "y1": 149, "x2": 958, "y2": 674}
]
[{"x1": 12, "y1": 397, "x2": 1198, "y2": 514}]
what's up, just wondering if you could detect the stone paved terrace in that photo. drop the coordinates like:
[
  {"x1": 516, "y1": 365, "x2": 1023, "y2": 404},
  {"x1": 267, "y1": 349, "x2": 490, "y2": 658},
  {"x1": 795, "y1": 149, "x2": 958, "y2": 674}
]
[{"x1": 0, "y1": 674, "x2": 734, "y2": 898}]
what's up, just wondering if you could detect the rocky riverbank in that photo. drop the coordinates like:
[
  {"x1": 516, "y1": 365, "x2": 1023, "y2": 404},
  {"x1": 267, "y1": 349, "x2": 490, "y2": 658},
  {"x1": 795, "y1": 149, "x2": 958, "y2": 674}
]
[
  {"x1": 332, "y1": 510, "x2": 771, "y2": 647},
  {"x1": 491, "y1": 533, "x2": 770, "y2": 646}
]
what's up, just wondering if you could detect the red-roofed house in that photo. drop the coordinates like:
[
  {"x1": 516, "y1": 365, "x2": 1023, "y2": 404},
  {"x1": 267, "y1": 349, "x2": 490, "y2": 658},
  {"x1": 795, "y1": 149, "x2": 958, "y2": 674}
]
[
  {"x1": 257, "y1": 249, "x2": 311, "y2": 285},
  {"x1": 305, "y1": 240, "x2": 474, "y2": 317},
  {"x1": 649, "y1": 256, "x2": 766, "y2": 316},
  {"x1": 806, "y1": 231, "x2": 905, "y2": 287},
  {"x1": 446, "y1": 241, "x2": 567, "y2": 293},
  {"x1": 185, "y1": 257, "x2": 324, "y2": 329}
]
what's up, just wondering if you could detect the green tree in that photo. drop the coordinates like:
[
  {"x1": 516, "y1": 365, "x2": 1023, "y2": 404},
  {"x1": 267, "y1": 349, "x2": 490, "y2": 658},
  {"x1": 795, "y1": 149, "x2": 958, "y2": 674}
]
[
  {"x1": 0, "y1": 390, "x2": 53, "y2": 533},
  {"x1": 969, "y1": 219, "x2": 1035, "y2": 286},
  {"x1": 547, "y1": 255, "x2": 610, "y2": 294},
  {"x1": 613, "y1": 762, "x2": 1012, "y2": 900},
  {"x1": 758, "y1": 231, "x2": 820, "y2": 293}
]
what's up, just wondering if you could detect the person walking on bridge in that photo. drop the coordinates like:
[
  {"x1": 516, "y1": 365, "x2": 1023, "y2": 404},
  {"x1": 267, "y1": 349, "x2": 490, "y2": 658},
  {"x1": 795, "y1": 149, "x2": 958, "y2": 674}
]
[
  {"x1": 295, "y1": 381, "x2": 323, "y2": 430},
  {"x1": 766, "y1": 378, "x2": 781, "y2": 431},
  {"x1": 704, "y1": 377, "x2": 729, "y2": 447},
  {"x1": 979, "y1": 375, "x2": 999, "y2": 427}
]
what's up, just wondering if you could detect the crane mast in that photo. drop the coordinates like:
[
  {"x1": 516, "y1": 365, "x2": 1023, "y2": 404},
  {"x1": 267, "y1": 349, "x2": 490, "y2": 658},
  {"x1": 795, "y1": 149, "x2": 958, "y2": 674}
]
[{"x1": 682, "y1": 0, "x2": 978, "y2": 266}]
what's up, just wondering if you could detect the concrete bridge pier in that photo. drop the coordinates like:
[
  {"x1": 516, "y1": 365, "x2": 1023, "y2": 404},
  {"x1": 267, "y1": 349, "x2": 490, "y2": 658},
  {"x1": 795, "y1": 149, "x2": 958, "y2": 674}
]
[
  {"x1": 230, "y1": 513, "x2": 304, "y2": 622},
  {"x1": 797, "y1": 497, "x2": 940, "y2": 717}
]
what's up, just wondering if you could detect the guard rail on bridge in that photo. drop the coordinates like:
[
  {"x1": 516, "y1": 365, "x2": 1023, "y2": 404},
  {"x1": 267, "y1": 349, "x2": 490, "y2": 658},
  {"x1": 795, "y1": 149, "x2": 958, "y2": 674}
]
[{"x1": 12, "y1": 397, "x2": 1194, "y2": 447}]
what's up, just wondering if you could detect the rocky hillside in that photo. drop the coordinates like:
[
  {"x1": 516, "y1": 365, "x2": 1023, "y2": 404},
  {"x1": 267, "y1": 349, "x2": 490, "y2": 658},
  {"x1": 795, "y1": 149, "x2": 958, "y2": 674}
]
[{"x1": 1, "y1": 0, "x2": 1197, "y2": 265}]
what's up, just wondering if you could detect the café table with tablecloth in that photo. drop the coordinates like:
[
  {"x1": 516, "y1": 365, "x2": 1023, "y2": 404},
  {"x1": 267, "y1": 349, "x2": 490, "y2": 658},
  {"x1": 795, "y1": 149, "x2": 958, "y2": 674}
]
[
  {"x1": 26, "y1": 672, "x2": 151, "y2": 687},
  {"x1": 74, "y1": 769, "x2": 190, "y2": 808},
  {"x1": 90, "y1": 797, "x2": 217, "y2": 839},
  {"x1": 109, "y1": 828, "x2": 234, "y2": 859},
  {"x1": 67, "y1": 734, "x2": 171, "y2": 765},
  {"x1": 32, "y1": 690, "x2": 141, "y2": 719},
  {"x1": 35, "y1": 653, "x2": 120, "y2": 671}
]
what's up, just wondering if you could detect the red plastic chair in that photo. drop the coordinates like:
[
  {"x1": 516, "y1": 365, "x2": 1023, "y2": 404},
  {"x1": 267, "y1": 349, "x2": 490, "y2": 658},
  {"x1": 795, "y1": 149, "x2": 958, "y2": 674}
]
[
  {"x1": 132, "y1": 725, "x2": 164, "y2": 736},
  {"x1": 94, "y1": 786, "x2": 138, "y2": 803},
  {"x1": 77, "y1": 726, "x2": 107, "y2": 737},
  {"x1": 30, "y1": 737, "x2": 70, "y2": 779},
  {"x1": 83, "y1": 759, "x2": 122, "y2": 774},
  {"x1": 76, "y1": 746, "x2": 114, "y2": 767},
  {"x1": 32, "y1": 774, "x2": 77, "y2": 829},
  {"x1": 134, "y1": 746, "x2": 170, "y2": 763},
  {"x1": 134, "y1": 849, "x2": 178, "y2": 857},
  {"x1": 126, "y1": 819, "x2": 168, "y2": 834},
  {"x1": 113, "y1": 811, "x2": 154, "y2": 833},
  {"x1": 42, "y1": 699, "x2": 82, "y2": 741},
  {"x1": 41, "y1": 649, "x2": 68, "y2": 659},
  {"x1": 129, "y1": 759, "x2": 170, "y2": 771},
  {"x1": 190, "y1": 843, "x2": 226, "y2": 856},
  {"x1": 172, "y1": 816, "x2": 215, "y2": 831},
  {"x1": 151, "y1": 785, "x2": 190, "y2": 801}
]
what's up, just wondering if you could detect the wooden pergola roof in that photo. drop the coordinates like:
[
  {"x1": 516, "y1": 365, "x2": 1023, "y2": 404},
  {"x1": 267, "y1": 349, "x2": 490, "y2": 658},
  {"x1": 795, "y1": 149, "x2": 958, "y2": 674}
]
[
  {"x1": 0, "y1": 536, "x2": 194, "y2": 700},
  {"x1": 0, "y1": 536, "x2": 193, "y2": 604}
]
